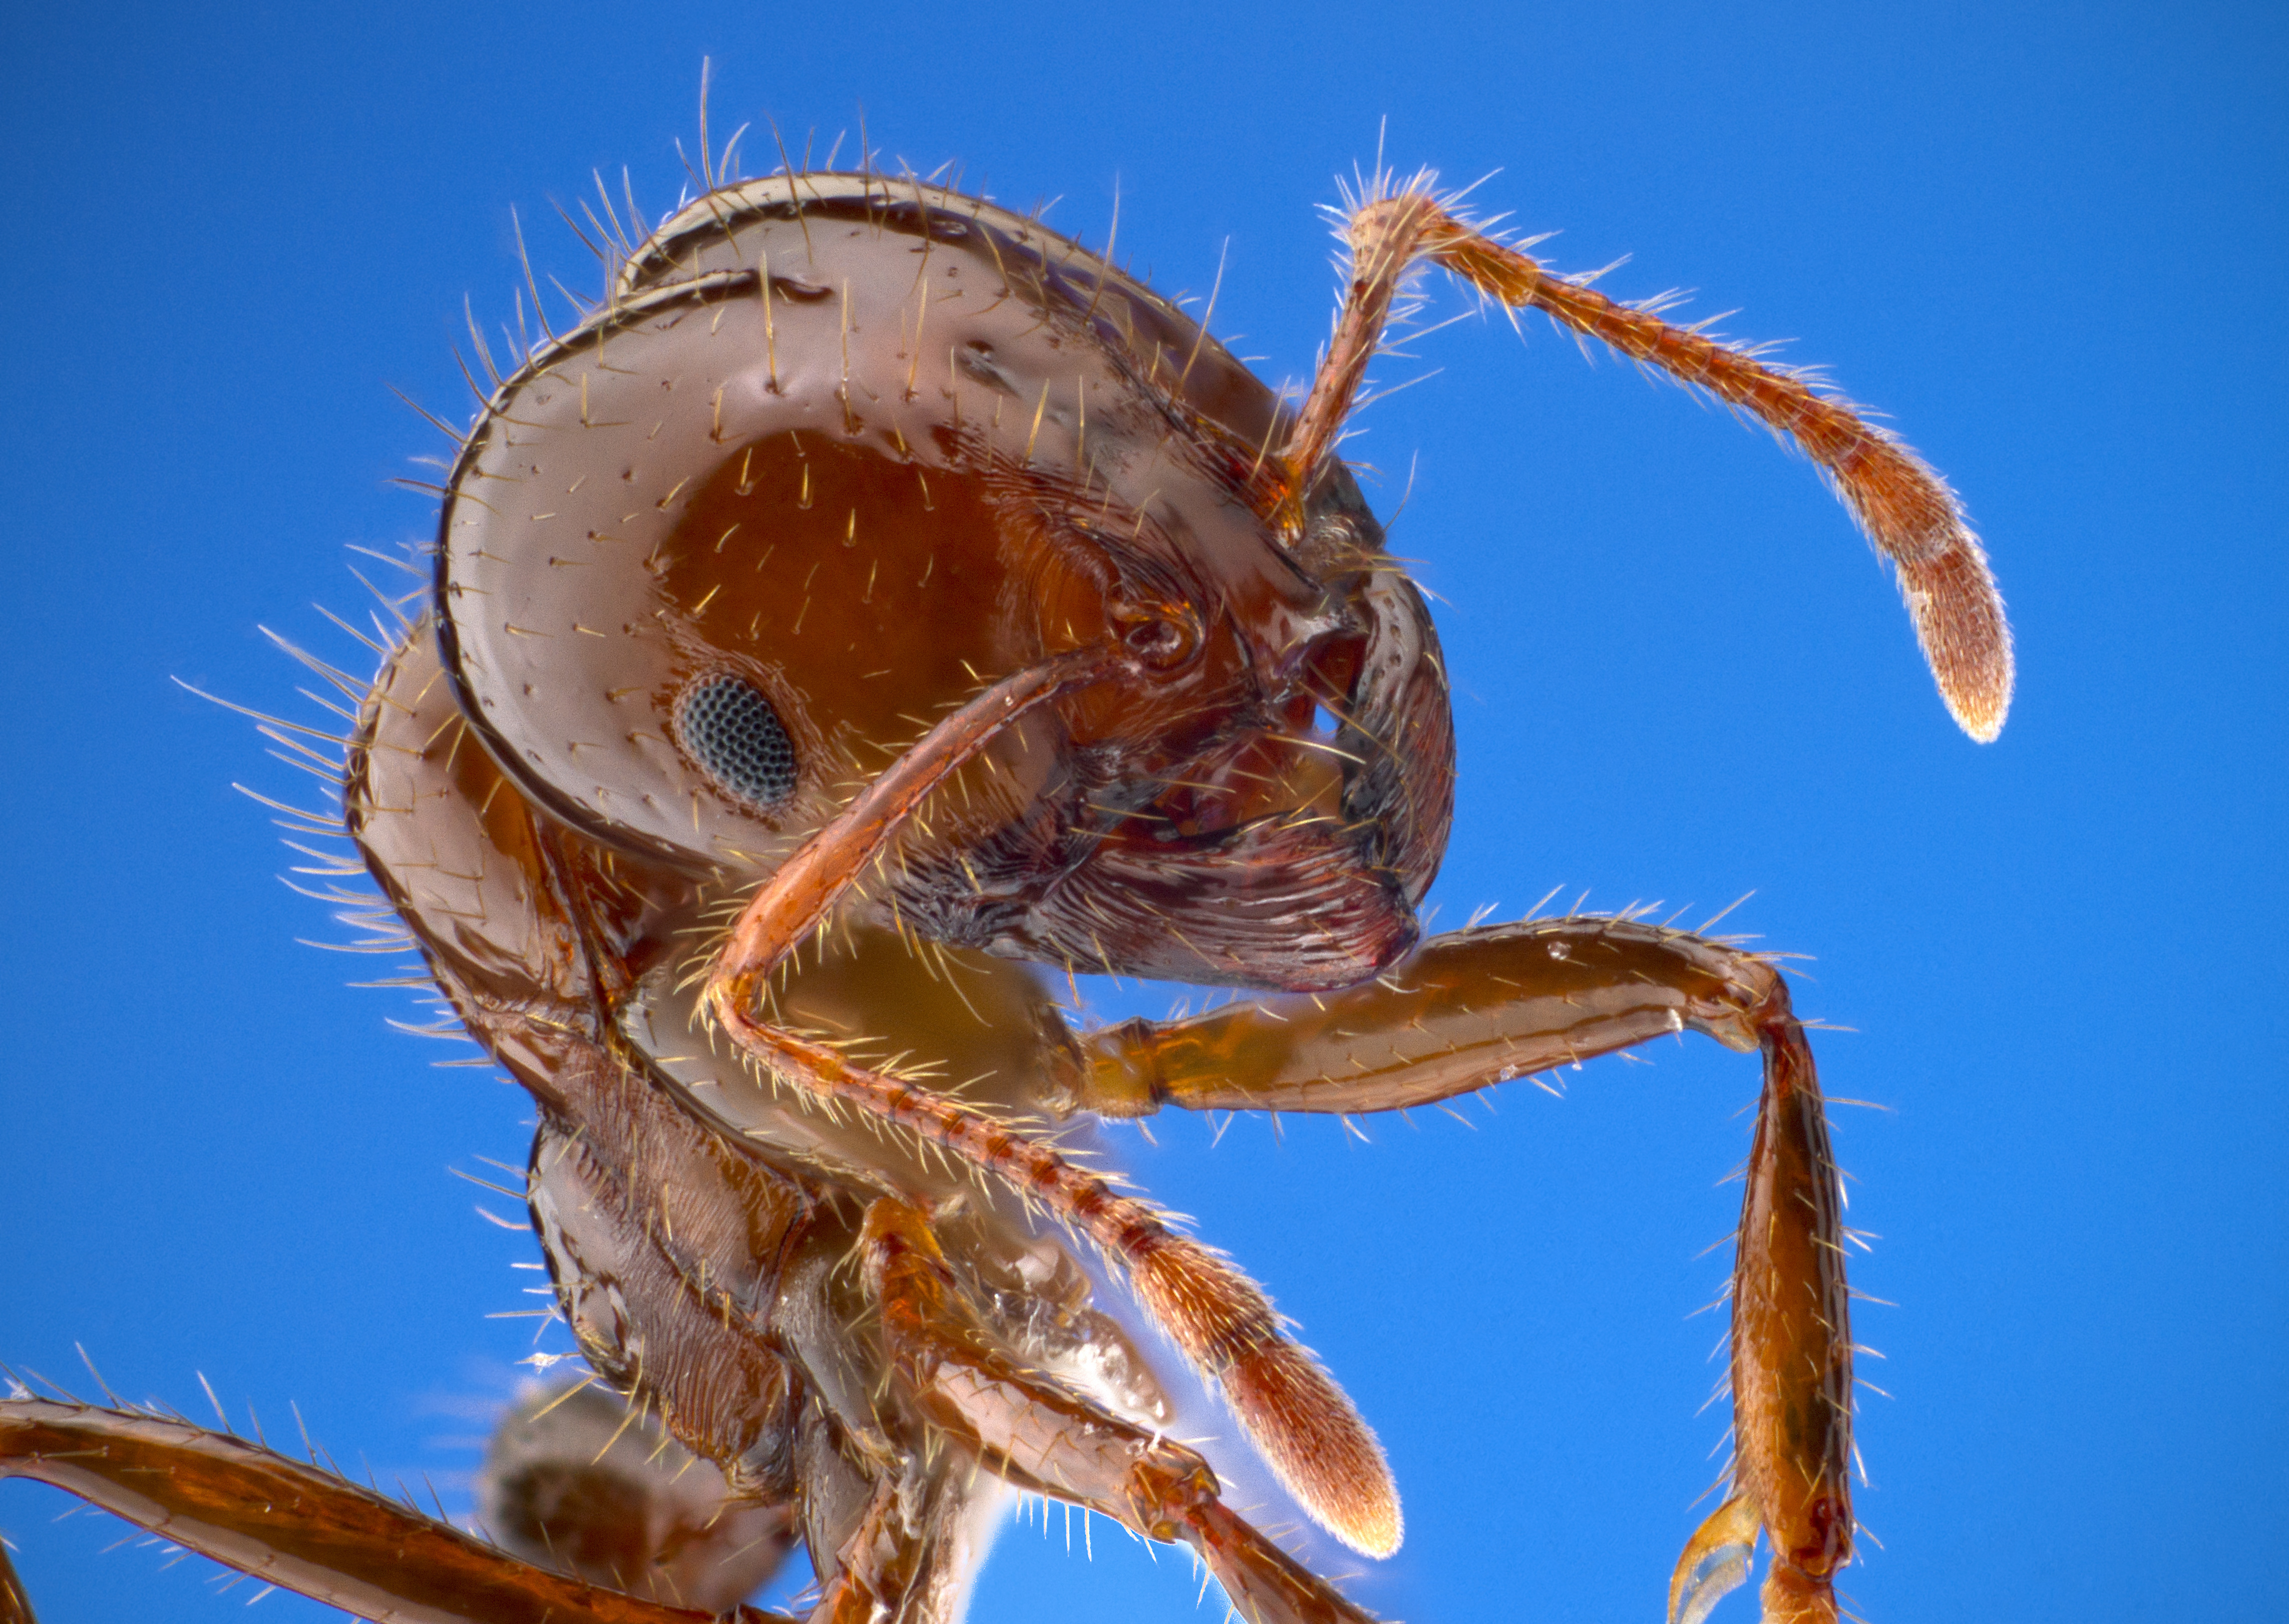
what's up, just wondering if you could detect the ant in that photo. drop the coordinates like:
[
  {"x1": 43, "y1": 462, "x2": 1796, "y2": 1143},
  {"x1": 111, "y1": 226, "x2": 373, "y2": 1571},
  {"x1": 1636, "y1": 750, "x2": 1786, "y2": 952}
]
[{"x1": 1, "y1": 150, "x2": 2009, "y2": 1624}]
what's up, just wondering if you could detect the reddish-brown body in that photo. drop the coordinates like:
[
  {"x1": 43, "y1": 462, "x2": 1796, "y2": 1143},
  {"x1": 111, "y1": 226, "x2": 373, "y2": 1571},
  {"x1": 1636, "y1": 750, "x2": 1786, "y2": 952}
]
[{"x1": 0, "y1": 162, "x2": 2010, "y2": 1624}]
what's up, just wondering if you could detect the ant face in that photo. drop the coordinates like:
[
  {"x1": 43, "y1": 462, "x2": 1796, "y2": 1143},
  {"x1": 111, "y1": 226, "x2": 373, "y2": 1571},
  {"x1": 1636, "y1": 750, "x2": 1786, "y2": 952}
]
[{"x1": 434, "y1": 174, "x2": 1452, "y2": 991}]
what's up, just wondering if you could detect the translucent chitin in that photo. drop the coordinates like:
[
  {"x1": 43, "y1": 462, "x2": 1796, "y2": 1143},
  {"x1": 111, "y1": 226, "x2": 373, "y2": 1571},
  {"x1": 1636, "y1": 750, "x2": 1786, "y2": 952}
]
[{"x1": 0, "y1": 161, "x2": 2012, "y2": 1624}]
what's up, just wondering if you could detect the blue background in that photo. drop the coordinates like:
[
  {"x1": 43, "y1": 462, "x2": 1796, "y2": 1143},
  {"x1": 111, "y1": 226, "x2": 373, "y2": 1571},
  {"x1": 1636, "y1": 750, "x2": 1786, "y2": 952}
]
[{"x1": 3, "y1": 3, "x2": 2281, "y2": 1621}]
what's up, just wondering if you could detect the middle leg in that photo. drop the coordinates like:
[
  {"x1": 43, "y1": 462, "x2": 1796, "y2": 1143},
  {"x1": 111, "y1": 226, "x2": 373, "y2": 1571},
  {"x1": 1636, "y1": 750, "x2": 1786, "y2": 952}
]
[{"x1": 1061, "y1": 916, "x2": 1857, "y2": 1624}]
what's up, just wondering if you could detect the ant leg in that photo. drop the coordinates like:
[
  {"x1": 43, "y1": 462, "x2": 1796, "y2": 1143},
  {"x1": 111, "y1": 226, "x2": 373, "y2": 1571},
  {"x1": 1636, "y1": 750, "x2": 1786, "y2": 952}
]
[
  {"x1": 1070, "y1": 915, "x2": 1802, "y2": 1114},
  {"x1": 859, "y1": 1198, "x2": 1380, "y2": 1624},
  {"x1": 1066, "y1": 917, "x2": 1852, "y2": 1624},
  {"x1": 701, "y1": 658, "x2": 1400, "y2": 1558},
  {"x1": 804, "y1": 1456, "x2": 982, "y2": 1624},
  {"x1": 0, "y1": 1395, "x2": 790, "y2": 1623}
]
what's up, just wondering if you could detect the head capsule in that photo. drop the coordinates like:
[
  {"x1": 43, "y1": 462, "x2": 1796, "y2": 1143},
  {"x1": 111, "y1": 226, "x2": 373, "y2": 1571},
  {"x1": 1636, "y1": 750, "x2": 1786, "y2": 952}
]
[{"x1": 434, "y1": 173, "x2": 1451, "y2": 993}]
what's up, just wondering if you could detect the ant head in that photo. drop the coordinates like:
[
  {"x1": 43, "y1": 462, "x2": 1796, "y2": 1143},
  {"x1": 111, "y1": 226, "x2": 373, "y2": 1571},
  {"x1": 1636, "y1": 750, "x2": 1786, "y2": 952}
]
[{"x1": 433, "y1": 174, "x2": 1450, "y2": 988}]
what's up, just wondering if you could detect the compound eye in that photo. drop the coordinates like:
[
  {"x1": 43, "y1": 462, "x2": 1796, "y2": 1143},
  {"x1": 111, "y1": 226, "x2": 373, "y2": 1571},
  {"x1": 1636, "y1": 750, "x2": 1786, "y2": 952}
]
[{"x1": 674, "y1": 674, "x2": 798, "y2": 808}]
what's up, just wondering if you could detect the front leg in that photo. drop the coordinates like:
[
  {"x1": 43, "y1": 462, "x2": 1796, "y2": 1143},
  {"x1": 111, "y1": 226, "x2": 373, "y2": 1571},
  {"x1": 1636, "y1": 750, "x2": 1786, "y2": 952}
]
[{"x1": 1067, "y1": 917, "x2": 1854, "y2": 1624}]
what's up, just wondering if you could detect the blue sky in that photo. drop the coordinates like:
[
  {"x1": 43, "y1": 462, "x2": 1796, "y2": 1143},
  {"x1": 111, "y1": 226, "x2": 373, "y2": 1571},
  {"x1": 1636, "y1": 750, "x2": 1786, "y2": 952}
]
[{"x1": 2, "y1": 3, "x2": 2281, "y2": 1621}]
